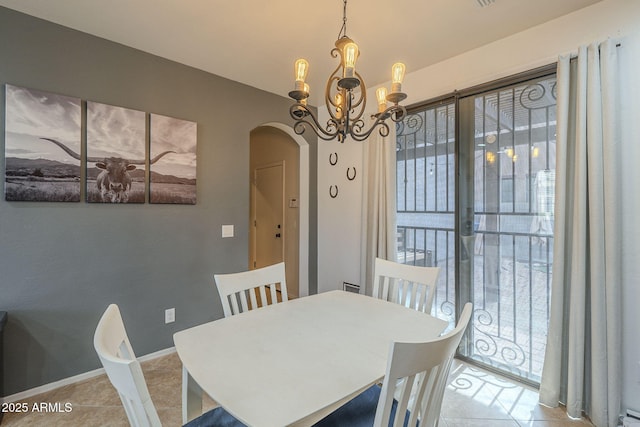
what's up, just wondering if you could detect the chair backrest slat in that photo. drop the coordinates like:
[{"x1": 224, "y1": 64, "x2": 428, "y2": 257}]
[
  {"x1": 381, "y1": 276, "x2": 391, "y2": 301},
  {"x1": 269, "y1": 282, "x2": 278, "y2": 304},
  {"x1": 394, "y1": 373, "x2": 415, "y2": 426},
  {"x1": 421, "y1": 285, "x2": 430, "y2": 311},
  {"x1": 248, "y1": 288, "x2": 258, "y2": 311},
  {"x1": 229, "y1": 293, "x2": 240, "y2": 316},
  {"x1": 372, "y1": 258, "x2": 440, "y2": 314},
  {"x1": 258, "y1": 285, "x2": 268, "y2": 308},
  {"x1": 215, "y1": 262, "x2": 288, "y2": 317}
]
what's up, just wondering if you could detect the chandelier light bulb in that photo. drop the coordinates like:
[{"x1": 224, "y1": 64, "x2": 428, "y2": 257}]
[
  {"x1": 376, "y1": 87, "x2": 388, "y2": 113},
  {"x1": 294, "y1": 59, "x2": 309, "y2": 91},
  {"x1": 391, "y1": 63, "x2": 406, "y2": 93},
  {"x1": 343, "y1": 42, "x2": 359, "y2": 78}
]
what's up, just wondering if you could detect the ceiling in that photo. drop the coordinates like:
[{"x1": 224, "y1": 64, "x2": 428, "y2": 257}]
[{"x1": 0, "y1": 0, "x2": 601, "y2": 104}]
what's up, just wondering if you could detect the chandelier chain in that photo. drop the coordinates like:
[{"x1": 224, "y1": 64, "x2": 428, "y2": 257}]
[{"x1": 338, "y1": 0, "x2": 348, "y2": 39}]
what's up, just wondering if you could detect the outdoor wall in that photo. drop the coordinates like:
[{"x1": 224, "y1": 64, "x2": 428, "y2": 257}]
[
  {"x1": 317, "y1": 0, "x2": 640, "y2": 413},
  {"x1": 0, "y1": 6, "x2": 317, "y2": 396}
]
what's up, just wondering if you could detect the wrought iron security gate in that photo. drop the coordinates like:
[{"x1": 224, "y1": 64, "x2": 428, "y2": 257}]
[{"x1": 396, "y1": 70, "x2": 557, "y2": 384}]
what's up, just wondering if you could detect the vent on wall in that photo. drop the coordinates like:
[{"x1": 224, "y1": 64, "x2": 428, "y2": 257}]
[
  {"x1": 475, "y1": 0, "x2": 496, "y2": 7},
  {"x1": 343, "y1": 282, "x2": 361, "y2": 294}
]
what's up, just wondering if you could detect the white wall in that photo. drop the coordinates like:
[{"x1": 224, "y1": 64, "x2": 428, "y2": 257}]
[
  {"x1": 317, "y1": 0, "x2": 640, "y2": 413},
  {"x1": 317, "y1": 137, "x2": 364, "y2": 294}
]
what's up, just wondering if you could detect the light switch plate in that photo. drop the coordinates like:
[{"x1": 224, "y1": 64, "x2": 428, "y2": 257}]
[
  {"x1": 222, "y1": 224, "x2": 234, "y2": 238},
  {"x1": 165, "y1": 308, "x2": 175, "y2": 324}
]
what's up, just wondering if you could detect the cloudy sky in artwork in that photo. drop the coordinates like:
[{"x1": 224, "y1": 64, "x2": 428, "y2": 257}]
[
  {"x1": 87, "y1": 101, "x2": 146, "y2": 164},
  {"x1": 150, "y1": 114, "x2": 197, "y2": 179},
  {"x1": 5, "y1": 86, "x2": 196, "y2": 178},
  {"x1": 4, "y1": 84, "x2": 81, "y2": 163}
]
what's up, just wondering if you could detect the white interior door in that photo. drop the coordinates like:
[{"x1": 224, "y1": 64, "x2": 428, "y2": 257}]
[{"x1": 253, "y1": 163, "x2": 284, "y2": 269}]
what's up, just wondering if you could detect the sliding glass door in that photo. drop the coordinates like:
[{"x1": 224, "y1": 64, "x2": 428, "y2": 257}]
[
  {"x1": 396, "y1": 70, "x2": 557, "y2": 385},
  {"x1": 396, "y1": 99, "x2": 457, "y2": 324}
]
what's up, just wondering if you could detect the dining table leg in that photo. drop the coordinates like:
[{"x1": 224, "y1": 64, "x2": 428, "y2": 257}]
[{"x1": 182, "y1": 365, "x2": 203, "y2": 424}]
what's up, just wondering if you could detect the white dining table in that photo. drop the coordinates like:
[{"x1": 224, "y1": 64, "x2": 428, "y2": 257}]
[{"x1": 173, "y1": 290, "x2": 448, "y2": 427}]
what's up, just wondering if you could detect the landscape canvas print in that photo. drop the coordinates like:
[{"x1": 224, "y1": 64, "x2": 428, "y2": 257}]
[
  {"x1": 149, "y1": 114, "x2": 197, "y2": 204},
  {"x1": 86, "y1": 102, "x2": 147, "y2": 203},
  {"x1": 4, "y1": 84, "x2": 81, "y2": 202}
]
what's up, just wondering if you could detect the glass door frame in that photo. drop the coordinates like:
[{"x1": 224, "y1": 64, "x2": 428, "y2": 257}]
[{"x1": 404, "y1": 63, "x2": 558, "y2": 388}]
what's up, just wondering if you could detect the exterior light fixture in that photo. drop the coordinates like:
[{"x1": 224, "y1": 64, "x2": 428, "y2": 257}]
[{"x1": 288, "y1": 0, "x2": 407, "y2": 142}]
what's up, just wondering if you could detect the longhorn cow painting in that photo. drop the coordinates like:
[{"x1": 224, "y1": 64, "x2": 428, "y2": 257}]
[
  {"x1": 4, "y1": 87, "x2": 192, "y2": 205},
  {"x1": 149, "y1": 114, "x2": 197, "y2": 204},
  {"x1": 86, "y1": 102, "x2": 160, "y2": 203},
  {"x1": 4, "y1": 84, "x2": 81, "y2": 202}
]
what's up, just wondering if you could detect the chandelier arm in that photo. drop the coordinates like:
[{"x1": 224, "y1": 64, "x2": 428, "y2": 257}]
[
  {"x1": 325, "y1": 77, "x2": 342, "y2": 122},
  {"x1": 294, "y1": 119, "x2": 341, "y2": 141},
  {"x1": 348, "y1": 121, "x2": 389, "y2": 142},
  {"x1": 378, "y1": 125, "x2": 391, "y2": 138},
  {"x1": 325, "y1": 58, "x2": 343, "y2": 122},
  {"x1": 289, "y1": 104, "x2": 341, "y2": 141},
  {"x1": 388, "y1": 105, "x2": 408, "y2": 123},
  {"x1": 349, "y1": 70, "x2": 367, "y2": 114},
  {"x1": 347, "y1": 104, "x2": 407, "y2": 142},
  {"x1": 345, "y1": 90, "x2": 364, "y2": 123},
  {"x1": 351, "y1": 117, "x2": 365, "y2": 134}
]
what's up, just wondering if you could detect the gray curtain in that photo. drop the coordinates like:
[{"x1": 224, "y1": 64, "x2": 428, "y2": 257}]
[
  {"x1": 360, "y1": 125, "x2": 397, "y2": 296},
  {"x1": 539, "y1": 39, "x2": 621, "y2": 427}
]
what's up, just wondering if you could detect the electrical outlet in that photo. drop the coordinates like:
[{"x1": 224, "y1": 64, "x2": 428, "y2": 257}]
[{"x1": 165, "y1": 308, "x2": 175, "y2": 324}]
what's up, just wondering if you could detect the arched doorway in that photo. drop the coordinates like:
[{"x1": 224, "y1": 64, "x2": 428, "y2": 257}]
[{"x1": 250, "y1": 123, "x2": 309, "y2": 297}]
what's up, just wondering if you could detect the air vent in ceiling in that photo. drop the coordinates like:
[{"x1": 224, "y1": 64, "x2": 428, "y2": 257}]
[{"x1": 475, "y1": 0, "x2": 496, "y2": 7}]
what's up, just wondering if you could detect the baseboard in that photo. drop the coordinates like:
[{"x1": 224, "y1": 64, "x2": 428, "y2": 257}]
[
  {"x1": 137, "y1": 346, "x2": 176, "y2": 363},
  {"x1": 1, "y1": 347, "x2": 176, "y2": 404}
]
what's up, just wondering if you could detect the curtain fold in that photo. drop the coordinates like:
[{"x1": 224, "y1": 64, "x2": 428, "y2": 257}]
[
  {"x1": 539, "y1": 39, "x2": 621, "y2": 427},
  {"x1": 360, "y1": 125, "x2": 397, "y2": 296}
]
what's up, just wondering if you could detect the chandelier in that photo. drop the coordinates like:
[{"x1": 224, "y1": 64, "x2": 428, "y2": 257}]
[{"x1": 288, "y1": 0, "x2": 407, "y2": 142}]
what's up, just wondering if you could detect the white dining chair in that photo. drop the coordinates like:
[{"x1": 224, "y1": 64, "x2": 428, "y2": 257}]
[
  {"x1": 94, "y1": 304, "x2": 246, "y2": 427},
  {"x1": 214, "y1": 261, "x2": 288, "y2": 317},
  {"x1": 312, "y1": 303, "x2": 473, "y2": 427},
  {"x1": 373, "y1": 257, "x2": 440, "y2": 314}
]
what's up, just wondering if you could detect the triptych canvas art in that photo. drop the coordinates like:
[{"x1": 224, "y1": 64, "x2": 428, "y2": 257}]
[{"x1": 4, "y1": 84, "x2": 197, "y2": 204}]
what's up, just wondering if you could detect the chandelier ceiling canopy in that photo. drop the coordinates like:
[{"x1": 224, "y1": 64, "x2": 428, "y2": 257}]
[{"x1": 288, "y1": 0, "x2": 407, "y2": 142}]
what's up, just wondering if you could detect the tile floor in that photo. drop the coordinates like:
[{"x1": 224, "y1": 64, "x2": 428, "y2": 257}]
[{"x1": 1, "y1": 352, "x2": 594, "y2": 426}]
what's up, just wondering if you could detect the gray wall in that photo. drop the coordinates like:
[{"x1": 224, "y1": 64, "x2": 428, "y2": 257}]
[{"x1": 0, "y1": 6, "x2": 317, "y2": 396}]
